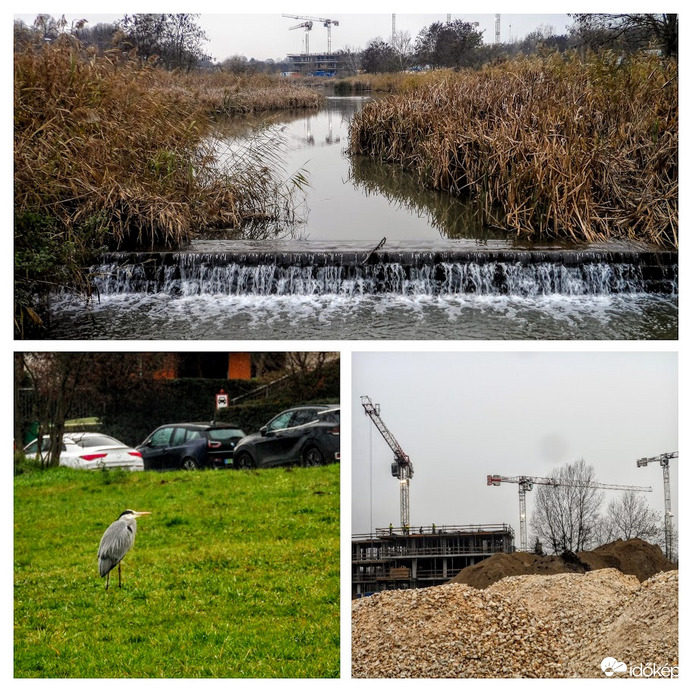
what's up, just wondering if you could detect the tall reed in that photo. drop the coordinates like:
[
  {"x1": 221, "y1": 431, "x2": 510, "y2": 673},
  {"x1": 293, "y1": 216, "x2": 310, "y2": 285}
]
[
  {"x1": 14, "y1": 37, "x2": 319, "y2": 332},
  {"x1": 349, "y1": 53, "x2": 677, "y2": 247}
]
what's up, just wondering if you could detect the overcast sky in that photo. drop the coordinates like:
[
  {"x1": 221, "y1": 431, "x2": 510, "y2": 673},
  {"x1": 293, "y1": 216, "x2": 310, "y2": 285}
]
[
  {"x1": 351, "y1": 351, "x2": 678, "y2": 542},
  {"x1": 15, "y1": 6, "x2": 574, "y2": 62}
]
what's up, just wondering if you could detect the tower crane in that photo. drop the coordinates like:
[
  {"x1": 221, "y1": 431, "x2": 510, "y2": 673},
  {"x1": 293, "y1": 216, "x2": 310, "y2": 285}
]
[
  {"x1": 288, "y1": 20, "x2": 313, "y2": 55},
  {"x1": 361, "y1": 396, "x2": 414, "y2": 529},
  {"x1": 636, "y1": 451, "x2": 678, "y2": 560},
  {"x1": 283, "y1": 14, "x2": 340, "y2": 54},
  {"x1": 487, "y1": 474, "x2": 653, "y2": 551}
]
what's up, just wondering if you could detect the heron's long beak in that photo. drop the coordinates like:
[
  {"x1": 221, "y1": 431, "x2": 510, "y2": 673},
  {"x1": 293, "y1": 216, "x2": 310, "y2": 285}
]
[{"x1": 134, "y1": 511, "x2": 152, "y2": 517}]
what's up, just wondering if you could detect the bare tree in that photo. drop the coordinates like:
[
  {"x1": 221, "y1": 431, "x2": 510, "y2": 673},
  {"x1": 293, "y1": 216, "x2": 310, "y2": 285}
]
[
  {"x1": 119, "y1": 14, "x2": 210, "y2": 70},
  {"x1": 21, "y1": 353, "x2": 89, "y2": 466},
  {"x1": 391, "y1": 30, "x2": 414, "y2": 71},
  {"x1": 17, "y1": 353, "x2": 168, "y2": 465},
  {"x1": 570, "y1": 14, "x2": 678, "y2": 59},
  {"x1": 599, "y1": 490, "x2": 662, "y2": 544},
  {"x1": 14, "y1": 353, "x2": 27, "y2": 448},
  {"x1": 530, "y1": 459, "x2": 604, "y2": 554},
  {"x1": 284, "y1": 352, "x2": 340, "y2": 400},
  {"x1": 31, "y1": 14, "x2": 61, "y2": 41},
  {"x1": 337, "y1": 46, "x2": 362, "y2": 76}
]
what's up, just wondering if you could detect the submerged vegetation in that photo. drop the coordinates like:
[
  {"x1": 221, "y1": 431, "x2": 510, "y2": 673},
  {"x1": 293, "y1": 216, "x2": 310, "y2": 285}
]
[
  {"x1": 349, "y1": 53, "x2": 678, "y2": 247},
  {"x1": 14, "y1": 36, "x2": 320, "y2": 334}
]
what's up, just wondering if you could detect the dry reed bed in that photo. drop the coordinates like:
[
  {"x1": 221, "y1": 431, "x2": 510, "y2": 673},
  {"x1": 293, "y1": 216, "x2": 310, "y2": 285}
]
[
  {"x1": 349, "y1": 54, "x2": 677, "y2": 247},
  {"x1": 14, "y1": 39, "x2": 319, "y2": 250},
  {"x1": 14, "y1": 38, "x2": 320, "y2": 332},
  {"x1": 154, "y1": 70, "x2": 323, "y2": 115},
  {"x1": 336, "y1": 70, "x2": 458, "y2": 95}
]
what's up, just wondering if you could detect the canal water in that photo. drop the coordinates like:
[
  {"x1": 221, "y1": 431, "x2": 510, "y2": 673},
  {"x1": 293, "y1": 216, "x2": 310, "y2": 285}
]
[{"x1": 43, "y1": 95, "x2": 678, "y2": 340}]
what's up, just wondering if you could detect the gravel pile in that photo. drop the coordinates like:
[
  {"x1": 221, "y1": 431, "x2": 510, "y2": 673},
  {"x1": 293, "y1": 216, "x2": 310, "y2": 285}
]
[{"x1": 351, "y1": 568, "x2": 678, "y2": 678}]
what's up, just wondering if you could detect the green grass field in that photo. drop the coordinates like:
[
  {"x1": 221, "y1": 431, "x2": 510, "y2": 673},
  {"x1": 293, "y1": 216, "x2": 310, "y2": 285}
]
[{"x1": 14, "y1": 464, "x2": 340, "y2": 678}]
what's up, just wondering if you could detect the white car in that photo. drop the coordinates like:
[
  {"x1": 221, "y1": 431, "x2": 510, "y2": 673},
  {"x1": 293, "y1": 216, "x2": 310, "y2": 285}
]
[{"x1": 23, "y1": 432, "x2": 144, "y2": 471}]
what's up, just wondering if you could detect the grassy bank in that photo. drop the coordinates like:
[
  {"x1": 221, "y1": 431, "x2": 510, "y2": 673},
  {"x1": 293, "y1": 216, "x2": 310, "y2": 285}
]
[
  {"x1": 14, "y1": 37, "x2": 322, "y2": 334},
  {"x1": 14, "y1": 464, "x2": 339, "y2": 677},
  {"x1": 348, "y1": 53, "x2": 677, "y2": 247}
]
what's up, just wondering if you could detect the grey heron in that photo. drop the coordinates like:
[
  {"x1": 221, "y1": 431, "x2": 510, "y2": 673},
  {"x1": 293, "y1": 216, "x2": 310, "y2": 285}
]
[{"x1": 98, "y1": 509, "x2": 151, "y2": 589}]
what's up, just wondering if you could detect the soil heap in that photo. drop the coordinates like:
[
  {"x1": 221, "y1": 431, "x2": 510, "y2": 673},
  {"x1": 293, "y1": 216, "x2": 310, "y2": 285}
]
[
  {"x1": 449, "y1": 538, "x2": 675, "y2": 589},
  {"x1": 351, "y1": 569, "x2": 678, "y2": 678}
]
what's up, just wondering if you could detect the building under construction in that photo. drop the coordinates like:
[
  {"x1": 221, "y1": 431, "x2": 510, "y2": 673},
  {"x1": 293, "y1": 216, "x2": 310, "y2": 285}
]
[
  {"x1": 286, "y1": 53, "x2": 339, "y2": 76},
  {"x1": 352, "y1": 523, "x2": 515, "y2": 598}
]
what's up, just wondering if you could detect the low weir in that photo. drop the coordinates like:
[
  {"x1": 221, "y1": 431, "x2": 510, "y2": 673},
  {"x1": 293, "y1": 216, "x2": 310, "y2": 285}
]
[{"x1": 89, "y1": 248, "x2": 677, "y2": 298}]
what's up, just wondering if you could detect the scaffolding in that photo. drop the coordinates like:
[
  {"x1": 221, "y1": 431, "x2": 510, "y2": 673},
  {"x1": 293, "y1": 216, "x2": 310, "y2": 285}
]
[{"x1": 352, "y1": 523, "x2": 515, "y2": 598}]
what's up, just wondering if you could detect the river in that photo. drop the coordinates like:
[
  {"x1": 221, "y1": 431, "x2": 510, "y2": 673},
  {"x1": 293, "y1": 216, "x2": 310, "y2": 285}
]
[{"x1": 42, "y1": 94, "x2": 677, "y2": 340}]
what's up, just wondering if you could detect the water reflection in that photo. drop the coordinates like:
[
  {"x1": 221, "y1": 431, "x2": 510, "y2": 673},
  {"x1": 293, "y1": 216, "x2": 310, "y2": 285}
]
[
  {"x1": 207, "y1": 97, "x2": 555, "y2": 245},
  {"x1": 348, "y1": 155, "x2": 507, "y2": 243}
]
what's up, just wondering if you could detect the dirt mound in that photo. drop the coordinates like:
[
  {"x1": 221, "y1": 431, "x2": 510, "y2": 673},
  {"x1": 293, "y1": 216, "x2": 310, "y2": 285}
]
[
  {"x1": 352, "y1": 569, "x2": 678, "y2": 678},
  {"x1": 579, "y1": 538, "x2": 675, "y2": 580},
  {"x1": 450, "y1": 539, "x2": 674, "y2": 589}
]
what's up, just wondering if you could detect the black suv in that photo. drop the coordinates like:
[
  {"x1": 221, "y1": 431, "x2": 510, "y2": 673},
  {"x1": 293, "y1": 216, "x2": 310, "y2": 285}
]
[
  {"x1": 138, "y1": 422, "x2": 246, "y2": 470},
  {"x1": 232, "y1": 406, "x2": 340, "y2": 469}
]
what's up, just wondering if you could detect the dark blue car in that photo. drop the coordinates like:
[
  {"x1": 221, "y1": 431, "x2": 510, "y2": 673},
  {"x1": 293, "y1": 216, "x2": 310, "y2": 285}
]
[
  {"x1": 232, "y1": 406, "x2": 340, "y2": 469},
  {"x1": 138, "y1": 422, "x2": 246, "y2": 470}
]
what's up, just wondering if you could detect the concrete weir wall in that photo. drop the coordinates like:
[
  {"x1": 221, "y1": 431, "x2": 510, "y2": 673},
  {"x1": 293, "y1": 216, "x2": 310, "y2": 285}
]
[
  {"x1": 100, "y1": 248, "x2": 678, "y2": 267},
  {"x1": 93, "y1": 248, "x2": 677, "y2": 296}
]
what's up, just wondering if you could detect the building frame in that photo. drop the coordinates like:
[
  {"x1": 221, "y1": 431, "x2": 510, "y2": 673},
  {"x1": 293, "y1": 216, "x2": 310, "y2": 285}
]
[
  {"x1": 286, "y1": 53, "x2": 338, "y2": 76},
  {"x1": 352, "y1": 523, "x2": 515, "y2": 598}
]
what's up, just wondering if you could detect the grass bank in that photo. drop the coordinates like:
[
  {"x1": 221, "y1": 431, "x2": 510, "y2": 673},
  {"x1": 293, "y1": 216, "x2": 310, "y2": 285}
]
[
  {"x1": 14, "y1": 37, "x2": 322, "y2": 334},
  {"x1": 348, "y1": 53, "x2": 677, "y2": 247},
  {"x1": 14, "y1": 464, "x2": 339, "y2": 678}
]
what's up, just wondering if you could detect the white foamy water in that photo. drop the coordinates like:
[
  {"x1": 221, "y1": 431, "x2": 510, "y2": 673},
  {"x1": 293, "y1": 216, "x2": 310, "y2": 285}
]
[{"x1": 44, "y1": 291, "x2": 677, "y2": 340}]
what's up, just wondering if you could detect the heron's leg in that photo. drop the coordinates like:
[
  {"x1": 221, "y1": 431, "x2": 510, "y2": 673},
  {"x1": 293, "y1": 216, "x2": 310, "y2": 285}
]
[{"x1": 118, "y1": 562, "x2": 122, "y2": 588}]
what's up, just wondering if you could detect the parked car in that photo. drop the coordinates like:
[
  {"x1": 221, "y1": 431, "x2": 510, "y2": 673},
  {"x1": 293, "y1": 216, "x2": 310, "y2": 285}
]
[
  {"x1": 233, "y1": 405, "x2": 340, "y2": 469},
  {"x1": 137, "y1": 422, "x2": 246, "y2": 471},
  {"x1": 23, "y1": 432, "x2": 144, "y2": 471}
]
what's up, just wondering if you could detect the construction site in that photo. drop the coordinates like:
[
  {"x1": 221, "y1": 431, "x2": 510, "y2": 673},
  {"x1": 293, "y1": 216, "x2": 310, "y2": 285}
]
[
  {"x1": 351, "y1": 390, "x2": 678, "y2": 678},
  {"x1": 352, "y1": 523, "x2": 515, "y2": 597},
  {"x1": 280, "y1": 14, "x2": 506, "y2": 77},
  {"x1": 282, "y1": 14, "x2": 341, "y2": 76}
]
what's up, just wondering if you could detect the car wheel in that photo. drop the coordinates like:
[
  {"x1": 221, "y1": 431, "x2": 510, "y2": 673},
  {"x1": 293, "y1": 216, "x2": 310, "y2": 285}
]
[
  {"x1": 180, "y1": 457, "x2": 198, "y2": 471},
  {"x1": 301, "y1": 445, "x2": 324, "y2": 467},
  {"x1": 234, "y1": 451, "x2": 255, "y2": 469}
]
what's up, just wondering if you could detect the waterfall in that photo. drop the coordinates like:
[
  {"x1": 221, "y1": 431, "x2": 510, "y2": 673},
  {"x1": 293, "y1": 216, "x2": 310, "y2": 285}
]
[{"x1": 87, "y1": 250, "x2": 678, "y2": 298}]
